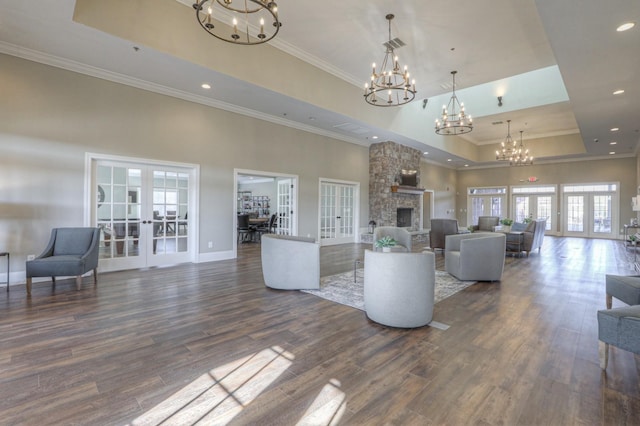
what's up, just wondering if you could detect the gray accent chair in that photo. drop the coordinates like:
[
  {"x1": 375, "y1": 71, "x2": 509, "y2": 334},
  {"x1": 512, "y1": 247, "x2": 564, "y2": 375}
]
[
  {"x1": 364, "y1": 250, "x2": 435, "y2": 328},
  {"x1": 445, "y1": 232, "x2": 506, "y2": 282},
  {"x1": 605, "y1": 274, "x2": 640, "y2": 309},
  {"x1": 597, "y1": 305, "x2": 640, "y2": 370},
  {"x1": 261, "y1": 234, "x2": 320, "y2": 290},
  {"x1": 373, "y1": 226, "x2": 412, "y2": 252},
  {"x1": 26, "y1": 227, "x2": 100, "y2": 295},
  {"x1": 429, "y1": 218, "x2": 459, "y2": 251},
  {"x1": 507, "y1": 218, "x2": 546, "y2": 257},
  {"x1": 472, "y1": 216, "x2": 500, "y2": 232}
]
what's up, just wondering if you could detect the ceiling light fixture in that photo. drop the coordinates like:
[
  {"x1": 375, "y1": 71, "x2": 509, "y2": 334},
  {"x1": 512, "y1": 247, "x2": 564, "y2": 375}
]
[
  {"x1": 611, "y1": 127, "x2": 619, "y2": 132},
  {"x1": 193, "y1": 0, "x2": 281, "y2": 45},
  {"x1": 364, "y1": 14, "x2": 416, "y2": 107},
  {"x1": 613, "y1": 89, "x2": 625, "y2": 95},
  {"x1": 496, "y1": 120, "x2": 517, "y2": 161},
  {"x1": 201, "y1": 83, "x2": 211, "y2": 89},
  {"x1": 435, "y1": 71, "x2": 473, "y2": 135},
  {"x1": 617, "y1": 22, "x2": 635, "y2": 32},
  {"x1": 511, "y1": 131, "x2": 533, "y2": 166}
]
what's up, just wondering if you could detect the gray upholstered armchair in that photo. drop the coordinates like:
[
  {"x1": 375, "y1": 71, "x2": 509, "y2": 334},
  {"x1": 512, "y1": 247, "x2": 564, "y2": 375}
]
[
  {"x1": 26, "y1": 227, "x2": 100, "y2": 295},
  {"x1": 373, "y1": 226, "x2": 412, "y2": 252},
  {"x1": 429, "y1": 218, "x2": 459, "y2": 251},
  {"x1": 445, "y1": 232, "x2": 506, "y2": 281},
  {"x1": 472, "y1": 216, "x2": 500, "y2": 232}
]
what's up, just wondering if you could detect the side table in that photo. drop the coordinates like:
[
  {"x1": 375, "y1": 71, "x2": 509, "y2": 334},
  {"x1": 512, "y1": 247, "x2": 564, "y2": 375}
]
[
  {"x1": 504, "y1": 232, "x2": 524, "y2": 257},
  {"x1": 0, "y1": 252, "x2": 9, "y2": 292}
]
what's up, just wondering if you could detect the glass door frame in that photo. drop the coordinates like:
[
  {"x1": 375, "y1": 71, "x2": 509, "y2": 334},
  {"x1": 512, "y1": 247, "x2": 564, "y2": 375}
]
[
  {"x1": 510, "y1": 185, "x2": 558, "y2": 235},
  {"x1": 84, "y1": 153, "x2": 199, "y2": 272},
  {"x1": 466, "y1": 186, "x2": 507, "y2": 227},
  {"x1": 561, "y1": 182, "x2": 619, "y2": 239},
  {"x1": 318, "y1": 178, "x2": 360, "y2": 246}
]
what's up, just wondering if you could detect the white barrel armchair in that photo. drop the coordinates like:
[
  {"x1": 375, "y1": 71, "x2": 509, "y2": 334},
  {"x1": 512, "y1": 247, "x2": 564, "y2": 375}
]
[{"x1": 364, "y1": 250, "x2": 435, "y2": 328}]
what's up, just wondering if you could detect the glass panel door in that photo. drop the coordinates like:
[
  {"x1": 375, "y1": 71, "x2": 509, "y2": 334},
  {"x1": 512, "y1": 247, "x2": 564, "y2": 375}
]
[
  {"x1": 513, "y1": 195, "x2": 554, "y2": 231},
  {"x1": 277, "y1": 179, "x2": 293, "y2": 235},
  {"x1": 319, "y1": 181, "x2": 356, "y2": 245},
  {"x1": 563, "y1": 191, "x2": 616, "y2": 238},
  {"x1": 94, "y1": 161, "x2": 193, "y2": 271}
]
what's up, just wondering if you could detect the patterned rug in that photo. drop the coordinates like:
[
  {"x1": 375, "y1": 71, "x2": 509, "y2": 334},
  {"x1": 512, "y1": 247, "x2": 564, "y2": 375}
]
[{"x1": 301, "y1": 269, "x2": 476, "y2": 311}]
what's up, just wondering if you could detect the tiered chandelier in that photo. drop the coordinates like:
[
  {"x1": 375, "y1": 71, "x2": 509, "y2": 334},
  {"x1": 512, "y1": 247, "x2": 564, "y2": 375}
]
[
  {"x1": 193, "y1": 0, "x2": 281, "y2": 45},
  {"x1": 435, "y1": 71, "x2": 473, "y2": 135},
  {"x1": 510, "y1": 131, "x2": 534, "y2": 166},
  {"x1": 364, "y1": 14, "x2": 416, "y2": 107},
  {"x1": 495, "y1": 120, "x2": 517, "y2": 161}
]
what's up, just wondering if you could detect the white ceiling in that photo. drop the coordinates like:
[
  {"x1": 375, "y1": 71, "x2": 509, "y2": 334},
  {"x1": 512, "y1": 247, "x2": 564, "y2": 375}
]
[{"x1": 1, "y1": 0, "x2": 639, "y2": 168}]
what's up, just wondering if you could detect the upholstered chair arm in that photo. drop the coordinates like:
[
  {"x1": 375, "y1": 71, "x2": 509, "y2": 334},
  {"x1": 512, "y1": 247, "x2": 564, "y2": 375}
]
[{"x1": 35, "y1": 229, "x2": 57, "y2": 259}]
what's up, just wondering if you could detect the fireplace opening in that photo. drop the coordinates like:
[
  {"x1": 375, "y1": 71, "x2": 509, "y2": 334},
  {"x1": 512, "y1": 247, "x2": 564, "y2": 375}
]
[{"x1": 397, "y1": 208, "x2": 413, "y2": 228}]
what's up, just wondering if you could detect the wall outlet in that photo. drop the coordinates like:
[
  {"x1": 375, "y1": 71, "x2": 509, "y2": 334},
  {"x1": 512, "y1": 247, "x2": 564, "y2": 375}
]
[
  {"x1": 27, "y1": 254, "x2": 35, "y2": 261},
  {"x1": 208, "y1": 241, "x2": 213, "y2": 248}
]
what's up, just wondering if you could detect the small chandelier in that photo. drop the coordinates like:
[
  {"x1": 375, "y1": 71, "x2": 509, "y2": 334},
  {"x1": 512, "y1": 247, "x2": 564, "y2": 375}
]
[
  {"x1": 193, "y1": 0, "x2": 281, "y2": 45},
  {"x1": 435, "y1": 71, "x2": 473, "y2": 135},
  {"x1": 364, "y1": 14, "x2": 416, "y2": 107},
  {"x1": 496, "y1": 119, "x2": 517, "y2": 161},
  {"x1": 510, "y1": 131, "x2": 534, "y2": 166}
]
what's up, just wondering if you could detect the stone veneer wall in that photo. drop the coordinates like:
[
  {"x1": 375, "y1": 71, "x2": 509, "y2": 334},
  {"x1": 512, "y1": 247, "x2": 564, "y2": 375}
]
[{"x1": 369, "y1": 141, "x2": 423, "y2": 229}]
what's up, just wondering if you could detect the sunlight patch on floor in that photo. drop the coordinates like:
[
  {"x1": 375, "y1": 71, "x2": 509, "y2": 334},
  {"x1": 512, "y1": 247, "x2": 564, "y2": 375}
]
[{"x1": 130, "y1": 346, "x2": 294, "y2": 425}]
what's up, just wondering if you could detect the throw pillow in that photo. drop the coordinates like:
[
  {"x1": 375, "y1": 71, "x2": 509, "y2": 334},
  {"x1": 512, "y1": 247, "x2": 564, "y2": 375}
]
[{"x1": 511, "y1": 222, "x2": 527, "y2": 232}]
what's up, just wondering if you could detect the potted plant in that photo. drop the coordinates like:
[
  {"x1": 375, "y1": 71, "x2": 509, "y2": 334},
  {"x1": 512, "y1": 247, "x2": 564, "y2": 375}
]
[
  {"x1": 375, "y1": 236, "x2": 397, "y2": 252},
  {"x1": 500, "y1": 218, "x2": 513, "y2": 232},
  {"x1": 523, "y1": 214, "x2": 534, "y2": 224}
]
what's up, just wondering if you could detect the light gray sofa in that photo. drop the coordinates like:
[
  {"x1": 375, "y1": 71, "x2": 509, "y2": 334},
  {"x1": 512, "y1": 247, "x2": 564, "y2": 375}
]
[
  {"x1": 261, "y1": 234, "x2": 319, "y2": 290},
  {"x1": 373, "y1": 226, "x2": 412, "y2": 252},
  {"x1": 25, "y1": 227, "x2": 100, "y2": 295},
  {"x1": 364, "y1": 250, "x2": 435, "y2": 328},
  {"x1": 445, "y1": 232, "x2": 506, "y2": 282}
]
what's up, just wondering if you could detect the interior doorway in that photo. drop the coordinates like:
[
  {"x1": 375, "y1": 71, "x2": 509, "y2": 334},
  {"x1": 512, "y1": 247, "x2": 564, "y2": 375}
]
[
  {"x1": 423, "y1": 190, "x2": 434, "y2": 228},
  {"x1": 234, "y1": 169, "x2": 298, "y2": 255}
]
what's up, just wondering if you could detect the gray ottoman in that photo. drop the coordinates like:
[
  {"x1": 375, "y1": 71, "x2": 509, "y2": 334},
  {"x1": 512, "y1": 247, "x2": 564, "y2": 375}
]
[
  {"x1": 597, "y1": 305, "x2": 640, "y2": 369},
  {"x1": 605, "y1": 274, "x2": 640, "y2": 308}
]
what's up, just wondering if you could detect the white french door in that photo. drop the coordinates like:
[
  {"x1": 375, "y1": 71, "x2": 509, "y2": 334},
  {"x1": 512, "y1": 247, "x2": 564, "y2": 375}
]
[
  {"x1": 319, "y1": 180, "x2": 358, "y2": 246},
  {"x1": 92, "y1": 159, "x2": 195, "y2": 272},
  {"x1": 511, "y1": 186, "x2": 557, "y2": 233},
  {"x1": 562, "y1": 183, "x2": 618, "y2": 238},
  {"x1": 467, "y1": 187, "x2": 507, "y2": 226},
  {"x1": 277, "y1": 178, "x2": 295, "y2": 235}
]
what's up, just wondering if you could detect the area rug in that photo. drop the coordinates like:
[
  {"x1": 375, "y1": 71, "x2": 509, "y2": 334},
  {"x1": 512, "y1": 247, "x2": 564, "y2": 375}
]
[{"x1": 301, "y1": 269, "x2": 476, "y2": 311}]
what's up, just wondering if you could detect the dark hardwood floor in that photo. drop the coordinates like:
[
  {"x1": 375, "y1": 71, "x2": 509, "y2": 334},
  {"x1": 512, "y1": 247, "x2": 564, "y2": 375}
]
[{"x1": 1, "y1": 237, "x2": 639, "y2": 425}]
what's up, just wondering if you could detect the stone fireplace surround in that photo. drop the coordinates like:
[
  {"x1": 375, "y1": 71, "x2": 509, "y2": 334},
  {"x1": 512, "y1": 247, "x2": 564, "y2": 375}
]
[{"x1": 369, "y1": 141, "x2": 424, "y2": 230}]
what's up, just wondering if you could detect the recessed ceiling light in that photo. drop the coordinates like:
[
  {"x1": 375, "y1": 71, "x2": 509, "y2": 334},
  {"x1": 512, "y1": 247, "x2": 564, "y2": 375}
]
[
  {"x1": 611, "y1": 127, "x2": 619, "y2": 132},
  {"x1": 610, "y1": 141, "x2": 617, "y2": 145},
  {"x1": 308, "y1": 117, "x2": 316, "y2": 121},
  {"x1": 617, "y1": 22, "x2": 635, "y2": 32},
  {"x1": 372, "y1": 136, "x2": 378, "y2": 139},
  {"x1": 447, "y1": 159, "x2": 452, "y2": 162},
  {"x1": 464, "y1": 164, "x2": 469, "y2": 167},
  {"x1": 613, "y1": 89, "x2": 625, "y2": 95},
  {"x1": 201, "y1": 83, "x2": 211, "y2": 89},
  {"x1": 609, "y1": 151, "x2": 616, "y2": 155},
  {"x1": 423, "y1": 151, "x2": 428, "y2": 155}
]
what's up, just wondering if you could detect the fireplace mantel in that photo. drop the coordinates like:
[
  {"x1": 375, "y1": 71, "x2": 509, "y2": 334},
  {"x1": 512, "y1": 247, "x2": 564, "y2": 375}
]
[{"x1": 391, "y1": 185, "x2": 425, "y2": 195}]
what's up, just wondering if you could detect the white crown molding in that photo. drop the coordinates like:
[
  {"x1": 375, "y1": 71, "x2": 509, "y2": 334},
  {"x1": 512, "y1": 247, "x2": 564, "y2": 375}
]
[{"x1": 0, "y1": 41, "x2": 367, "y2": 148}]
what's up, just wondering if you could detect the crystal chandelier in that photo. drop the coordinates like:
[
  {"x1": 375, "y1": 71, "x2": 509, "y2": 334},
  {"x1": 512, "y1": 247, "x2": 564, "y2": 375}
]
[
  {"x1": 364, "y1": 14, "x2": 416, "y2": 107},
  {"x1": 510, "y1": 131, "x2": 534, "y2": 166},
  {"x1": 435, "y1": 71, "x2": 473, "y2": 135},
  {"x1": 495, "y1": 120, "x2": 517, "y2": 161},
  {"x1": 193, "y1": 0, "x2": 281, "y2": 45}
]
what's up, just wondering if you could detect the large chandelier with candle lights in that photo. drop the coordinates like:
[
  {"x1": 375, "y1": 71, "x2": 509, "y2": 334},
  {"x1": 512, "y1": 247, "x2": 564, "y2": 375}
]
[
  {"x1": 193, "y1": 0, "x2": 281, "y2": 45},
  {"x1": 435, "y1": 71, "x2": 473, "y2": 135},
  {"x1": 364, "y1": 14, "x2": 416, "y2": 107}
]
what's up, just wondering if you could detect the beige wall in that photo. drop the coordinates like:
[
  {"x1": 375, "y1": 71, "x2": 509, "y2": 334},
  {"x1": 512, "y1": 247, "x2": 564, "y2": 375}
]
[
  {"x1": 456, "y1": 157, "x2": 637, "y2": 233},
  {"x1": 0, "y1": 54, "x2": 370, "y2": 274},
  {"x1": 420, "y1": 161, "x2": 458, "y2": 220}
]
